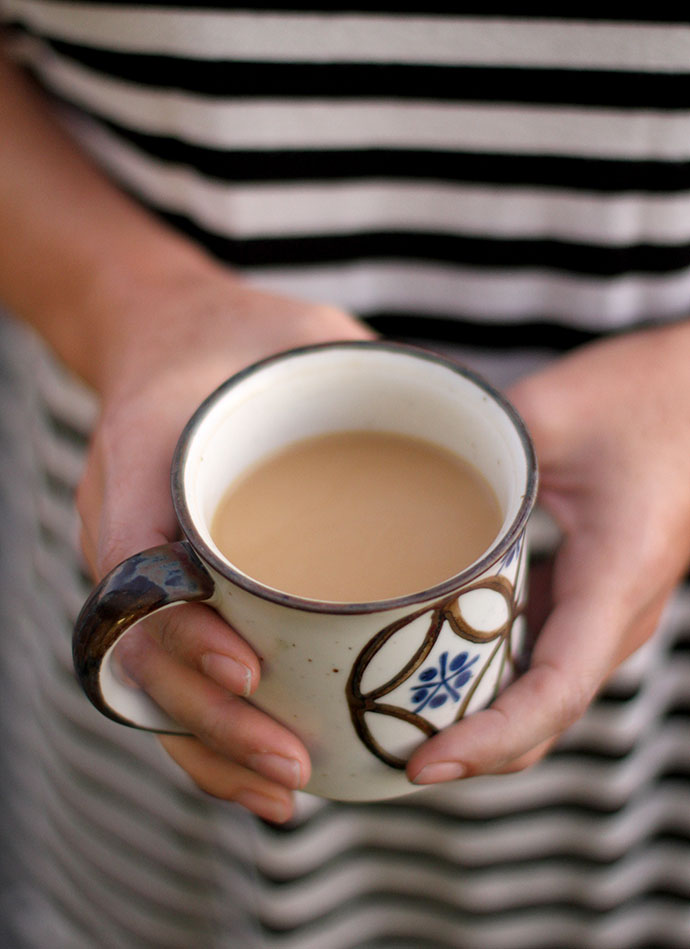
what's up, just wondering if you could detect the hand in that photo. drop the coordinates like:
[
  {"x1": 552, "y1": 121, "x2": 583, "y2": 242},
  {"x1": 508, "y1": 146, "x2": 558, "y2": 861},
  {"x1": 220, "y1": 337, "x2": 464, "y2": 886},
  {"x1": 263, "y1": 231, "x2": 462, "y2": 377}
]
[
  {"x1": 407, "y1": 321, "x2": 690, "y2": 785},
  {"x1": 77, "y1": 265, "x2": 373, "y2": 822}
]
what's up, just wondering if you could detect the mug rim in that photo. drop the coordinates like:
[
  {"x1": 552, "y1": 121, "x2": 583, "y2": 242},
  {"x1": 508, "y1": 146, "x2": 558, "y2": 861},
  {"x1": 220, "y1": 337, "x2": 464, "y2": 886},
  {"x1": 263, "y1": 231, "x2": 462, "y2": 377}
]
[{"x1": 171, "y1": 340, "x2": 538, "y2": 615}]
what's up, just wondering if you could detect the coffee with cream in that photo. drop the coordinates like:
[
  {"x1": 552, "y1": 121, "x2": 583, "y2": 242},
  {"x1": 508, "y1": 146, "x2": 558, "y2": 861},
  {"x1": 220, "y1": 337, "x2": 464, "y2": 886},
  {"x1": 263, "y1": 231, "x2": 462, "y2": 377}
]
[{"x1": 211, "y1": 430, "x2": 502, "y2": 602}]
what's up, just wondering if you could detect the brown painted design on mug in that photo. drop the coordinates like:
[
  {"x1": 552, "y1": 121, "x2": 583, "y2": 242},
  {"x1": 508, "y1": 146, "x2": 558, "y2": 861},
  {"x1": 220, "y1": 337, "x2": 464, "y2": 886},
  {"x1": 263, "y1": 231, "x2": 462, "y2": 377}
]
[{"x1": 346, "y1": 569, "x2": 521, "y2": 770}]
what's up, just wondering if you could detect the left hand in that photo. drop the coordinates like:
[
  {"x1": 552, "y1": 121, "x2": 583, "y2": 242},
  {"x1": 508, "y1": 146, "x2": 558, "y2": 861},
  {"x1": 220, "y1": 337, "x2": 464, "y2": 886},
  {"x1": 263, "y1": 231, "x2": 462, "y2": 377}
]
[
  {"x1": 407, "y1": 320, "x2": 690, "y2": 785},
  {"x1": 76, "y1": 268, "x2": 373, "y2": 823}
]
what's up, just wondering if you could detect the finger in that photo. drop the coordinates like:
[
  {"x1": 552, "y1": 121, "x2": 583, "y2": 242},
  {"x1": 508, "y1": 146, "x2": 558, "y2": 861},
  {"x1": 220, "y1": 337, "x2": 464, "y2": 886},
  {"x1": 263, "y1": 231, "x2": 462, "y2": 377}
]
[
  {"x1": 118, "y1": 629, "x2": 311, "y2": 791},
  {"x1": 159, "y1": 735, "x2": 295, "y2": 823},
  {"x1": 116, "y1": 603, "x2": 261, "y2": 698}
]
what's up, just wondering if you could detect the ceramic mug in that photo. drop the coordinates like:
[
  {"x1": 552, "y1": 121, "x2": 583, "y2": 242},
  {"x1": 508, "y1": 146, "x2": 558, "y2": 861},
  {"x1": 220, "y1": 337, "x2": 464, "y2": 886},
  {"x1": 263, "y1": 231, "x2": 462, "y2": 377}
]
[{"x1": 73, "y1": 342, "x2": 537, "y2": 801}]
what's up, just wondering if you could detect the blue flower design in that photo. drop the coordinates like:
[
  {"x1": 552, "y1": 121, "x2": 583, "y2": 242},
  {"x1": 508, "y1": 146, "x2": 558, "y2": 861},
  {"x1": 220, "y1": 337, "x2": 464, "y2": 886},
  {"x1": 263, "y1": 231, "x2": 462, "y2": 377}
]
[{"x1": 410, "y1": 650, "x2": 479, "y2": 713}]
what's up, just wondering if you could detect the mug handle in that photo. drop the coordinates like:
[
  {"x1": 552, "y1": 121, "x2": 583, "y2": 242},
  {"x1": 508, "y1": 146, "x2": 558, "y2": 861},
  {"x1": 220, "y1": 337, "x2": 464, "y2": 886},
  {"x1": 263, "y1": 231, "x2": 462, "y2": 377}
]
[{"x1": 73, "y1": 540, "x2": 215, "y2": 733}]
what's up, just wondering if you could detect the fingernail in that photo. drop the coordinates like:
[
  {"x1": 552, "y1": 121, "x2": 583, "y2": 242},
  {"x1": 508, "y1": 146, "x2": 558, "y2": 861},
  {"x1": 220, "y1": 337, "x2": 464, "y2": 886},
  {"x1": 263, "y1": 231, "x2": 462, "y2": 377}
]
[
  {"x1": 201, "y1": 653, "x2": 253, "y2": 697},
  {"x1": 247, "y1": 752, "x2": 303, "y2": 790},
  {"x1": 234, "y1": 789, "x2": 292, "y2": 823},
  {"x1": 411, "y1": 761, "x2": 467, "y2": 785}
]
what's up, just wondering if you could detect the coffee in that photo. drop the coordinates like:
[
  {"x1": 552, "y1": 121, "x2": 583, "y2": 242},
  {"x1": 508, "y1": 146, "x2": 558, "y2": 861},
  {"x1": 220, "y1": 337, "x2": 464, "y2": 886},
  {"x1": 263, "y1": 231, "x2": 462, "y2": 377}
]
[{"x1": 210, "y1": 430, "x2": 502, "y2": 602}]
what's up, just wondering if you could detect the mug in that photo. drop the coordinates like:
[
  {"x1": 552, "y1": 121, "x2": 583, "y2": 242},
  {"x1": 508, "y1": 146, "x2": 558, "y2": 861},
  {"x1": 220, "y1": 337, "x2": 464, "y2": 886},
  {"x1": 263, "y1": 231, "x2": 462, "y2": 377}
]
[{"x1": 73, "y1": 341, "x2": 537, "y2": 801}]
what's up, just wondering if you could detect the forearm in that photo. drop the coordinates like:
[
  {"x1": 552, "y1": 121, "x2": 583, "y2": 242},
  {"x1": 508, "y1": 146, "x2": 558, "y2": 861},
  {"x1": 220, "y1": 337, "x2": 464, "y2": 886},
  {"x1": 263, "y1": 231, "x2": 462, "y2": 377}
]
[{"x1": 0, "y1": 49, "x2": 220, "y2": 389}]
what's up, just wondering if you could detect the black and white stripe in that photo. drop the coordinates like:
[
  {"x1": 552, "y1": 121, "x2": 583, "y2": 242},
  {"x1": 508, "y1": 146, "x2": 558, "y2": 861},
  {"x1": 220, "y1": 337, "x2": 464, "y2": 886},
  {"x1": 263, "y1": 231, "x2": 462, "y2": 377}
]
[
  {"x1": 4, "y1": 5, "x2": 690, "y2": 349},
  {"x1": 1, "y1": 6, "x2": 690, "y2": 947}
]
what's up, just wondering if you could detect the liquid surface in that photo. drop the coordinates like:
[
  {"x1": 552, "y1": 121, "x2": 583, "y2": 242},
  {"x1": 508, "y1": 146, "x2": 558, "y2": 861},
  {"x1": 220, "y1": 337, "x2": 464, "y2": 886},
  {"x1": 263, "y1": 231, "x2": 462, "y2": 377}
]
[{"x1": 211, "y1": 431, "x2": 503, "y2": 602}]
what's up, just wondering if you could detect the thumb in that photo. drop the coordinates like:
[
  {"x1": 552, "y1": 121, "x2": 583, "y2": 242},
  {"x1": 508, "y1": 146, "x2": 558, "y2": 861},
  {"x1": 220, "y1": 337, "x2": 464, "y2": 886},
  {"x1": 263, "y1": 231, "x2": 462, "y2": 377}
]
[{"x1": 406, "y1": 521, "x2": 636, "y2": 784}]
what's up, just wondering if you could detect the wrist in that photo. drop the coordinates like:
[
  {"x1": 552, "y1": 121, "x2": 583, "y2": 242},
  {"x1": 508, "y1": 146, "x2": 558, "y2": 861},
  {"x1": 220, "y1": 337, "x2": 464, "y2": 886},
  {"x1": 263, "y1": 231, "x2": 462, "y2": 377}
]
[{"x1": 57, "y1": 243, "x2": 233, "y2": 395}]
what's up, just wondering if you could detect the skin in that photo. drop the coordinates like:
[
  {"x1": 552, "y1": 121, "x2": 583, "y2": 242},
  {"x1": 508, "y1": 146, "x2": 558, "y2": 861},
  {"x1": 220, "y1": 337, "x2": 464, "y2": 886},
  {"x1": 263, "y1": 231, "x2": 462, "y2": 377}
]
[{"x1": 3, "y1": 52, "x2": 690, "y2": 823}]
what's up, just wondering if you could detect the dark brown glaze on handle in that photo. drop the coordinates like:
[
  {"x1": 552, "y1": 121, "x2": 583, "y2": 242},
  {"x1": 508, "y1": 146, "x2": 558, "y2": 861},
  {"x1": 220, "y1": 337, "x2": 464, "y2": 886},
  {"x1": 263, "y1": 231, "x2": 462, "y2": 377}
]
[{"x1": 73, "y1": 540, "x2": 214, "y2": 729}]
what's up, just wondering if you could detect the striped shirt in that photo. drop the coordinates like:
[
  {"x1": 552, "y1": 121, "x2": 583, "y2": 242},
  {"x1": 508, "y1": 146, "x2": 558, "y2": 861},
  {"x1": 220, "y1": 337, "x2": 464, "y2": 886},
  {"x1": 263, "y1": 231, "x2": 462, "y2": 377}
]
[{"x1": 3, "y1": 4, "x2": 690, "y2": 352}]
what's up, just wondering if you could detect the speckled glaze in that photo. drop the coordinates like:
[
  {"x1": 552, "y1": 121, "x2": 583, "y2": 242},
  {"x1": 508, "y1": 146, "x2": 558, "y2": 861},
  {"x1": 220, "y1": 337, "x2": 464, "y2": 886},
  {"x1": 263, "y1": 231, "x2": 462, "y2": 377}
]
[{"x1": 73, "y1": 342, "x2": 537, "y2": 801}]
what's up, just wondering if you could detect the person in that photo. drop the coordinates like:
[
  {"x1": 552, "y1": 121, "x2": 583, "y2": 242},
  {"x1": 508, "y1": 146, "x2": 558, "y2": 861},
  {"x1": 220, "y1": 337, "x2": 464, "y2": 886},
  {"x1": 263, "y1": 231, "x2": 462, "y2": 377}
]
[{"x1": 1, "y1": 6, "x2": 689, "y2": 947}]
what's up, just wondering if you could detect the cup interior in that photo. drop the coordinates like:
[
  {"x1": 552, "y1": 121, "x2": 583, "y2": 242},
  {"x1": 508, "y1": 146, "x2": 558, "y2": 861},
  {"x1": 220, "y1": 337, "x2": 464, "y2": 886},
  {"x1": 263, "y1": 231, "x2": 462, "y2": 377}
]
[{"x1": 174, "y1": 342, "x2": 536, "y2": 608}]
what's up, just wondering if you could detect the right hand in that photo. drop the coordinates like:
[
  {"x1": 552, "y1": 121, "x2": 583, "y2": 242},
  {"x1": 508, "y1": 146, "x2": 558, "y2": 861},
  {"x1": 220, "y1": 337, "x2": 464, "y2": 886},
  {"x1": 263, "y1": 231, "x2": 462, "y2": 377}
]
[{"x1": 77, "y1": 263, "x2": 373, "y2": 822}]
